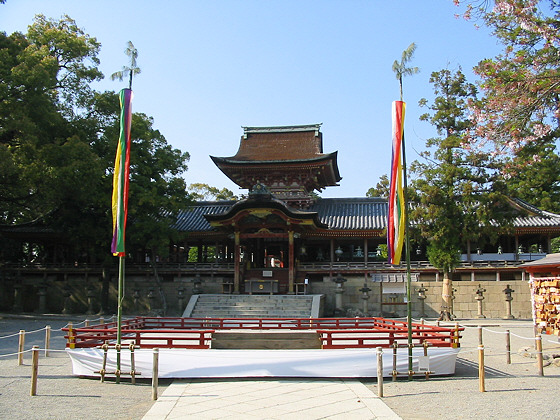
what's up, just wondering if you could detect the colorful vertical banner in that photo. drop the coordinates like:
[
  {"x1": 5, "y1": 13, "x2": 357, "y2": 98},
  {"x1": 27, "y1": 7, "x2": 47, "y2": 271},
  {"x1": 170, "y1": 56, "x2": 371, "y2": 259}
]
[
  {"x1": 388, "y1": 100, "x2": 406, "y2": 265},
  {"x1": 111, "y1": 88, "x2": 133, "y2": 256}
]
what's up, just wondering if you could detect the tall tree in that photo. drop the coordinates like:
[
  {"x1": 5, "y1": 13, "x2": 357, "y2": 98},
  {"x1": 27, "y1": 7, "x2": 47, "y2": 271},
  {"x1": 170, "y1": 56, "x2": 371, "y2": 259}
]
[
  {"x1": 366, "y1": 174, "x2": 389, "y2": 198},
  {"x1": 456, "y1": 0, "x2": 560, "y2": 212},
  {"x1": 0, "y1": 16, "x2": 192, "y2": 270},
  {"x1": 188, "y1": 183, "x2": 238, "y2": 201},
  {"x1": 0, "y1": 15, "x2": 103, "y2": 226},
  {"x1": 412, "y1": 68, "x2": 512, "y2": 320}
]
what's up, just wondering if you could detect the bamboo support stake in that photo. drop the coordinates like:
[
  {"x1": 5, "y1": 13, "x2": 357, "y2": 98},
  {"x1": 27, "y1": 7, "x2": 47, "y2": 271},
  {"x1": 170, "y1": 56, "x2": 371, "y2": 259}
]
[
  {"x1": 152, "y1": 348, "x2": 159, "y2": 400},
  {"x1": 423, "y1": 341, "x2": 430, "y2": 380},
  {"x1": 30, "y1": 346, "x2": 39, "y2": 396},
  {"x1": 478, "y1": 345, "x2": 485, "y2": 392},
  {"x1": 115, "y1": 343, "x2": 122, "y2": 384},
  {"x1": 45, "y1": 326, "x2": 51, "y2": 357},
  {"x1": 18, "y1": 330, "x2": 25, "y2": 366},
  {"x1": 505, "y1": 329, "x2": 511, "y2": 365},
  {"x1": 478, "y1": 326, "x2": 483, "y2": 347},
  {"x1": 392, "y1": 342, "x2": 398, "y2": 382},
  {"x1": 130, "y1": 343, "x2": 136, "y2": 385},
  {"x1": 377, "y1": 347, "x2": 384, "y2": 397},
  {"x1": 536, "y1": 335, "x2": 544, "y2": 376}
]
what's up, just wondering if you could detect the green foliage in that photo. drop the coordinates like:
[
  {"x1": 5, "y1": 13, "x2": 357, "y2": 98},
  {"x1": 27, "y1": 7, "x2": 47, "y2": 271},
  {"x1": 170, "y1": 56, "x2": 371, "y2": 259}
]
[
  {"x1": 457, "y1": 1, "x2": 560, "y2": 213},
  {"x1": 188, "y1": 183, "x2": 238, "y2": 201},
  {"x1": 111, "y1": 41, "x2": 141, "y2": 90},
  {"x1": 366, "y1": 174, "x2": 389, "y2": 198},
  {"x1": 392, "y1": 42, "x2": 420, "y2": 100},
  {"x1": 412, "y1": 68, "x2": 513, "y2": 272},
  {"x1": 0, "y1": 15, "x2": 192, "y2": 264}
]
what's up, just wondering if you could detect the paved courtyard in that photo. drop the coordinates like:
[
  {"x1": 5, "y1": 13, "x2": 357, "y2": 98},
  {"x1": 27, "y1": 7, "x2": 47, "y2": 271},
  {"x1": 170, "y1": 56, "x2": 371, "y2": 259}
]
[{"x1": 1, "y1": 315, "x2": 560, "y2": 419}]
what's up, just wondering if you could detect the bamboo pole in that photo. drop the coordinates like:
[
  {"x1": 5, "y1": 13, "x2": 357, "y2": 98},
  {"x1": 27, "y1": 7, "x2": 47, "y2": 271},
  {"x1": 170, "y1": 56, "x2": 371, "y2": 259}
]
[{"x1": 117, "y1": 256, "x2": 125, "y2": 380}]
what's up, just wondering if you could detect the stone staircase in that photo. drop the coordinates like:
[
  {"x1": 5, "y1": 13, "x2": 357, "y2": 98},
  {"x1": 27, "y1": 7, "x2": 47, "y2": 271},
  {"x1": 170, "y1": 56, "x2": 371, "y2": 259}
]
[{"x1": 183, "y1": 294, "x2": 324, "y2": 318}]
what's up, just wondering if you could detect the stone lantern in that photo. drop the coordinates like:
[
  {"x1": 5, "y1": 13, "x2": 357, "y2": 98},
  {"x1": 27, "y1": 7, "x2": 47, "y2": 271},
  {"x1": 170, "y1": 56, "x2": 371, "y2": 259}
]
[
  {"x1": 416, "y1": 283, "x2": 428, "y2": 318},
  {"x1": 359, "y1": 282, "x2": 371, "y2": 315},
  {"x1": 333, "y1": 273, "x2": 347, "y2": 315},
  {"x1": 475, "y1": 284, "x2": 486, "y2": 319},
  {"x1": 503, "y1": 284, "x2": 515, "y2": 319}
]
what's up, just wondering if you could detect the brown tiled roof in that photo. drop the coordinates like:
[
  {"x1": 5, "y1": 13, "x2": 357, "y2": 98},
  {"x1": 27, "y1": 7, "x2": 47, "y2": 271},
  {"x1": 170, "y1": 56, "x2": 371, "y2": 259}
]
[{"x1": 216, "y1": 125, "x2": 329, "y2": 162}]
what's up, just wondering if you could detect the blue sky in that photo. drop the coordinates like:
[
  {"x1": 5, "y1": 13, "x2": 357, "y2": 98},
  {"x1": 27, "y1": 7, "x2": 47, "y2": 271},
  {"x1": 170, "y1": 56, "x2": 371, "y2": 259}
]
[{"x1": 1, "y1": 1, "x2": 503, "y2": 198}]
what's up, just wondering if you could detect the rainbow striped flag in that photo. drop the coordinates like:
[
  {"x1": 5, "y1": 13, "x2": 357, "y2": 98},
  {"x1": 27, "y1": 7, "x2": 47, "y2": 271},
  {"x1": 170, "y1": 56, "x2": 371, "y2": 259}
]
[
  {"x1": 388, "y1": 100, "x2": 406, "y2": 265},
  {"x1": 111, "y1": 88, "x2": 133, "y2": 256}
]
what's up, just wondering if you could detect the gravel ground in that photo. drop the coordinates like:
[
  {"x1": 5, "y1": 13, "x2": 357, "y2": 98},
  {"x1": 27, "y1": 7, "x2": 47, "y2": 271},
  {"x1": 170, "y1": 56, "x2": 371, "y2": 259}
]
[
  {"x1": 2, "y1": 315, "x2": 560, "y2": 420},
  {"x1": 0, "y1": 315, "x2": 171, "y2": 420},
  {"x1": 363, "y1": 320, "x2": 560, "y2": 420}
]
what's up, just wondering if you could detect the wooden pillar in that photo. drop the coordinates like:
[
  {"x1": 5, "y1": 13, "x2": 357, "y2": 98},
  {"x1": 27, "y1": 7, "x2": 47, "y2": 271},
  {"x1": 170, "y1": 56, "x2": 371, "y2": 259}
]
[
  {"x1": 364, "y1": 239, "x2": 368, "y2": 264},
  {"x1": 234, "y1": 232, "x2": 240, "y2": 293},
  {"x1": 288, "y1": 231, "x2": 295, "y2": 294}
]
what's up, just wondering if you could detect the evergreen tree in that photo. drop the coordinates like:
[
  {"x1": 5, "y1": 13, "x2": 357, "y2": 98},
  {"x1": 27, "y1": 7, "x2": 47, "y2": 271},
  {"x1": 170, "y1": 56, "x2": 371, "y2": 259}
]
[{"x1": 412, "y1": 68, "x2": 512, "y2": 320}]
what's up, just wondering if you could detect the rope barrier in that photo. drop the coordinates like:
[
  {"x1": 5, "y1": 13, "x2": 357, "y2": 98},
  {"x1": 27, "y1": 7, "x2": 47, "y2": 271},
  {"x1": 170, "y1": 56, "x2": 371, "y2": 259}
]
[
  {"x1": 0, "y1": 348, "x2": 34, "y2": 358},
  {"x1": 0, "y1": 326, "x2": 48, "y2": 339},
  {"x1": 0, "y1": 331, "x2": 25, "y2": 340},
  {"x1": 481, "y1": 328, "x2": 508, "y2": 334},
  {"x1": 510, "y1": 332, "x2": 535, "y2": 340}
]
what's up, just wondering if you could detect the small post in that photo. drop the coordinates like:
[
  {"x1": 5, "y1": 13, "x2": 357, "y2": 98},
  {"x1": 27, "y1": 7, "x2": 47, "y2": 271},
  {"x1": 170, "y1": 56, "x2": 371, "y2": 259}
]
[
  {"x1": 505, "y1": 329, "x2": 511, "y2": 364},
  {"x1": 67, "y1": 322, "x2": 75, "y2": 349},
  {"x1": 453, "y1": 322, "x2": 460, "y2": 348},
  {"x1": 30, "y1": 346, "x2": 39, "y2": 396},
  {"x1": 85, "y1": 319, "x2": 90, "y2": 327},
  {"x1": 44, "y1": 325, "x2": 51, "y2": 357},
  {"x1": 478, "y1": 326, "x2": 483, "y2": 347},
  {"x1": 18, "y1": 330, "x2": 25, "y2": 366},
  {"x1": 152, "y1": 348, "x2": 159, "y2": 400},
  {"x1": 376, "y1": 347, "x2": 384, "y2": 397},
  {"x1": 478, "y1": 345, "x2": 485, "y2": 392},
  {"x1": 536, "y1": 335, "x2": 544, "y2": 376},
  {"x1": 100, "y1": 316, "x2": 105, "y2": 325}
]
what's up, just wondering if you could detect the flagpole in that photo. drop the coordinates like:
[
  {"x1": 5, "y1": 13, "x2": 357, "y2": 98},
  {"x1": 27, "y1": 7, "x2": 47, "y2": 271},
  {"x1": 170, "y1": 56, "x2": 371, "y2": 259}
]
[
  {"x1": 116, "y1": 255, "x2": 124, "y2": 381},
  {"x1": 401, "y1": 129, "x2": 413, "y2": 379}
]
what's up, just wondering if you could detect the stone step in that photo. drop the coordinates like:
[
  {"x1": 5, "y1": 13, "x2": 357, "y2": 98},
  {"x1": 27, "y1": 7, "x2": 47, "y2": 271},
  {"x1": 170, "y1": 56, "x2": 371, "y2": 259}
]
[
  {"x1": 211, "y1": 331, "x2": 322, "y2": 349},
  {"x1": 185, "y1": 294, "x2": 321, "y2": 318}
]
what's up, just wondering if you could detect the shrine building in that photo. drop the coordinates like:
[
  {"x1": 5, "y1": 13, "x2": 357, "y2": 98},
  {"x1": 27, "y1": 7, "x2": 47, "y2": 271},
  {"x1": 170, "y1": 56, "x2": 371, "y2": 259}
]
[
  {"x1": 166, "y1": 124, "x2": 560, "y2": 318},
  {"x1": 3, "y1": 124, "x2": 560, "y2": 318}
]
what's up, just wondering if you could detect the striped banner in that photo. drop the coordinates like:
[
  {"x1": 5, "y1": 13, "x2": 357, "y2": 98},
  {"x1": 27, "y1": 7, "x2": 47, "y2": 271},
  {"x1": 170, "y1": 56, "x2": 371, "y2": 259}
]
[
  {"x1": 111, "y1": 88, "x2": 133, "y2": 256},
  {"x1": 388, "y1": 100, "x2": 406, "y2": 265}
]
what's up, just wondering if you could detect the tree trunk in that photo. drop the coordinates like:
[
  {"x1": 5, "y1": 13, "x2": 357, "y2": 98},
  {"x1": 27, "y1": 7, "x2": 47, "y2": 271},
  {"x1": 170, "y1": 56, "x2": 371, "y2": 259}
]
[
  {"x1": 439, "y1": 270, "x2": 453, "y2": 321},
  {"x1": 99, "y1": 266, "x2": 111, "y2": 314},
  {"x1": 150, "y1": 251, "x2": 168, "y2": 316}
]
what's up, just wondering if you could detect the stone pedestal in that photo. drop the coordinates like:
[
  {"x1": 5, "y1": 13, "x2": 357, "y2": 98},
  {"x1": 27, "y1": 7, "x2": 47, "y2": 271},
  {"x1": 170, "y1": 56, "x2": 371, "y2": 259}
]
[
  {"x1": 475, "y1": 284, "x2": 486, "y2": 319},
  {"x1": 333, "y1": 274, "x2": 347, "y2": 315},
  {"x1": 503, "y1": 284, "x2": 515, "y2": 319},
  {"x1": 37, "y1": 284, "x2": 48, "y2": 314}
]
